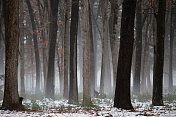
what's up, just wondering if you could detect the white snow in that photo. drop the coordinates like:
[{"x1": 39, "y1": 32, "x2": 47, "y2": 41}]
[{"x1": 0, "y1": 98, "x2": 176, "y2": 116}]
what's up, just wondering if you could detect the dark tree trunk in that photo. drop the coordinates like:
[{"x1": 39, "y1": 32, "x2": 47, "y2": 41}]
[
  {"x1": 69, "y1": 0, "x2": 79, "y2": 104},
  {"x1": 2, "y1": 0, "x2": 21, "y2": 110},
  {"x1": 168, "y1": 3, "x2": 175, "y2": 93},
  {"x1": 152, "y1": 0, "x2": 166, "y2": 106},
  {"x1": 63, "y1": 0, "x2": 70, "y2": 99},
  {"x1": 133, "y1": 0, "x2": 142, "y2": 95},
  {"x1": 114, "y1": 0, "x2": 136, "y2": 110},
  {"x1": 45, "y1": 0, "x2": 59, "y2": 99},
  {"x1": 25, "y1": 0, "x2": 41, "y2": 94},
  {"x1": 89, "y1": 1, "x2": 95, "y2": 97}
]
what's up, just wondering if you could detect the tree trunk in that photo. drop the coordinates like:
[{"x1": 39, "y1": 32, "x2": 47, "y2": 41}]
[
  {"x1": 45, "y1": 0, "x2": 59, "y2": 99},
  {"x1": 109, "y1": 0, "x2": 118, "y2": 93},
  {"x1": 2, "y1": 0, "x2": 21, "y2": 110},
  {"x1": 68, "y1": 0, "x2": 79, "y2": 104},
  {"x1": 89, "y1": 1, "x2": 95, "y2": 97},
  {"x1": 168, "y1": 3, "x2": 174, "y2": 93},
  {"x1": 63, "y1": 0, "x2": 70, "y2": 99},
  {"x1": 133, "y1": 0, "x2": 142, "y2": 95},
  {"x1": 114, "y1": 0, "x2": 136, "y2": 110},
  {"x1": 20, "y1": 0, "x2": 25, "y2": 97},
  {"x1": 152, "y1": 0, "x2": 166, "y2": 106},
  {"x1": 100, "y1": 0, "x2": 108, "y2": 95},
  {"x1": 25, "y1": 0, "x2": 41, "y2": 94},
  {"x1": 82, "y1": 0, "x2": 91, "y2": 104}
]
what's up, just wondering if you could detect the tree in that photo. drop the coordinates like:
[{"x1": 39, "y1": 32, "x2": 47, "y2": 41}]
[
  {"x1": 25, "y1": 0, "x2": 41, "y2": 94},
  {"x1": 20, "y1": 0, "x2": 25, "y2": 97},
  {"x1": 168, "y1": 1, "x2": 175, "y2": 93},
  {"x1": 45, "y1": 0, "x2": 59, "y2": 98},
  {"x1": 89, "y1": 0, "x2": 95, "y2": 97},
  {"x1": 152, "y1": 0, "x2": 166, "y2": 106},
  {"x1": 109, "y1": 0, "x2": 119, "y2": 93},
  {"x1": 100, "y1": 0, "x2": 108, "y2": 95},
  {"x1": 133, "y1": 0, "x2": 142, "y2": 95},
  {"x1": 82, "y1": 0, "x2": 91, "y2": 104},
  {"x1": 1, "y1": 0, "x2": 21, "y2": 110},
  {"x1": 114, "y1": 0, "x2": 136, "y2": 110},
  {"x1": 63, "y1": 0, "x2": 70, "y2": 99},
  {"x1": 69, "y1": 0, "x2": 79, "y2": 104}
]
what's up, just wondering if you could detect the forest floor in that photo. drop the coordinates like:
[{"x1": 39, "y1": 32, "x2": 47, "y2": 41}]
[{"x1": 0, "y1": 94, "x2": 176, "y2": 117}]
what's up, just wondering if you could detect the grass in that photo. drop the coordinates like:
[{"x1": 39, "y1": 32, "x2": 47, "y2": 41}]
[
  {"x1": 163, "y1": 94, "x2": 176, "y2": 103},
  {"x1": 137, "y1": 94, "x2": 152, "y2": 102}
]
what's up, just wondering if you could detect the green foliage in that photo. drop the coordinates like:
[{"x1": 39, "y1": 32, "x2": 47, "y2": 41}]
[
  {"x1": 150, "y1": 104, "x2": 154, "y2": 109},
  {"x1": 163, "y1": 94, "x2": 176, "y2": 103},
  {"x1": 31, "y1": 100, "x2": 41, "y2": 110},
  {"x1": 81, "y1": 100, "x2": 100, "y2": 110},
  {"x1": 137, "y1": 94, "x2": 152, "y2": 102}
]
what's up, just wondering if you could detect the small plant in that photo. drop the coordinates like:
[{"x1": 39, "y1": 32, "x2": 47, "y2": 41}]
[
  {"x1": 150, "y1": 104, "x2": 154, "y2": 109},
  {"x1": 82, "y1": 100, "x2": 100, "y2": 110},
  {"x1": 31, "y1": 100, "x2": 41, "y2": 110}
]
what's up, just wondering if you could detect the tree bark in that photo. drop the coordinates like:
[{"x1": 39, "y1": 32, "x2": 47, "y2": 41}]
[
  {"x1": 45, "y1": 0, "x2": 59, "y2": 98},
  {"x1": 68, "y1": 0, "x2": 79, "y2": 104},
  {"x1": 63, "y1": 0, "x2": 70, "y2": 99},
  {"x1": 82, "y1": 0, "x2": 91, "y2": 104},
  {"x1": 168, "y1": 2, "x2": 174, "y2": 93},
  {"x1": 152, "y1": 0, "x2": 166, "y2": 106},
  {"x1": 2, "y1": 0, "x2": 21, "y2": 110},
  {"x1": 133, "y1": 0, "x2": 142, "y2": 95},
  {"x1": 100, "y1": 0, "x2": 108, "y2": 95},
  {"x1": 114, "y1": 0, "x2": 136, "y2": 110}
]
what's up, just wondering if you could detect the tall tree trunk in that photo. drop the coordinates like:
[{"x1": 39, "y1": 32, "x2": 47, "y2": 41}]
[
  {"x1": 168, "y1": 3, "x2": 174, "y2": 93},
  {"x1": 114, "y1": 0, "x2": 136, "y2": 110},
  {"x1": 2, "y1": 0, "x2": 21, "y2": 110},
  {"x1": 68, "y1": 0, "x2": 79, "y2": 104},
  {"x1": 89, "y1": 1, "x2": 95, "y2": 97},
  {"x1": 152, "y1": 0, "x2": 166, "y2": 106},
  {"x1": 25, "y1": 0, "x2": 41, "y2": 94},
  {"x1": 109, "y1": 0, "x2": 118, "y2": 93},
  {"x1": 100, "y1": 0, "x2": 108, "y2": 95},
  {"x1": 45, "y1": 0, "x2": 59, "y2": 99},
  {"x1": 133, "y1": 0, "x2": 142, "y2": 95},
  {"x1": 82, "y1": 0, "x2": 91, "y2": 104},
  {"x1": 63, "y1": 0, "x2": 70, "y2": 99},
  {"x1": 20, "y1": 0, "x2": 25, "y2": 97}
]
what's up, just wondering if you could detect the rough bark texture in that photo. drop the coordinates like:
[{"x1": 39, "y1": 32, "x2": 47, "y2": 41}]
[
  {"x1": 82, "y1": 0, "x2": 91, "y2": 104},
  {"x1": 45, "y1": 0, "x2": 59, "y2": 98},
  {"x1": 152, "y1": 0, "x2": 166, "y2": 106},
  {"x1": 63, "y1": 0, "x2": 70, "y2": 99},
  {"x1": 114, "y1": 0, "x2": 136, "y2": 110},
  {"x1": 68, "y1": 0, "x2": 79, "y2": 104},
  {"x1": 20, "y1": 0, "x2": 25, "y2": 97},
  {"x1": 2, "y1": 0, "x2": 21, "y2": 110},
  {"x1": 25, "y1": 0, "x2": 41, "y2": 94},
  {"x1": 133, "y1": 0, "x2": 142, "y2": 95}
]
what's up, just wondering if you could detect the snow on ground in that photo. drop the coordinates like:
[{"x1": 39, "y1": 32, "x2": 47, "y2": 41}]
[{"x1": 0, "y1": 98, "x2": 176, "y2": 117}]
